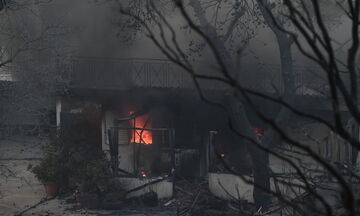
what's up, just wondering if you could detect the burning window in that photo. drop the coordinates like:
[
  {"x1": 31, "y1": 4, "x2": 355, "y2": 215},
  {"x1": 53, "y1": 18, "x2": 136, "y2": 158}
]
[{"x1": 129, "y1": 112, "x2": 152, "y2": 145}]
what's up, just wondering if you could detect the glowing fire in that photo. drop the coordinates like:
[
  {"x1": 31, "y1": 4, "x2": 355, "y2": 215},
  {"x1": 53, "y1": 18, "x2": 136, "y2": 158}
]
[
  {"x1": 220, "y1": 154, "x2": 225, "y2": 158},
  {"x1": 252, "y1": 127, "x2": 264, "y2": 139},
  {"x1": 129, "y1": 111, "x2": 153, "y2": 145},
  {"x1": 140, "y1": 171, "x2": 147, "y2": 177}
]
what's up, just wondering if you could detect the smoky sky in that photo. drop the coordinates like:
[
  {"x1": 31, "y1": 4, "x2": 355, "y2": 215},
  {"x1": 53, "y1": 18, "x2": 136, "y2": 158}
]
[
  {"x1": 32, "y1": 0, "x2": 355, "y2": 65},
  {"x1": 38, "y1": 0, "x2": 132, "y2": 58}
]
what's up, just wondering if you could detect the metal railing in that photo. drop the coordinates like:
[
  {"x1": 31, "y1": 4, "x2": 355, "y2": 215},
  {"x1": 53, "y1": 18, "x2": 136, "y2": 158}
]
[
  {"x1": 57, "y1": 57, "x2": 329, "y2": 96},
  {"x1": 58, "y1": 57, "x2": 193, "y2": 89}
]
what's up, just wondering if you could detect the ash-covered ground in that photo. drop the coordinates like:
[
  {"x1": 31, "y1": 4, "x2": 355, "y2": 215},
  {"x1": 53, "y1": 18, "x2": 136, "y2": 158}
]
[{"x1": 0, "y1": 137, "x2": 177, "y2": 216}]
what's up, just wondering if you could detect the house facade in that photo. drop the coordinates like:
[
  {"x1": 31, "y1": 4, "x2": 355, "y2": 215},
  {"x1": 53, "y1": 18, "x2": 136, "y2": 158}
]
[{"x1": 55, "y1": 56, "x2": 359, "y2": 202}]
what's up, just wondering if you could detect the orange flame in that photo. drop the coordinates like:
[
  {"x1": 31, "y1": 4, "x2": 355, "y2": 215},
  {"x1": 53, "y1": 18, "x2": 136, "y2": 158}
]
[
  {"x1": 140, "y1": 171, "x2": 147, "y2": 177},
  {"x1": 129, "y1": 112, "x2": 152, "y2": 145}
]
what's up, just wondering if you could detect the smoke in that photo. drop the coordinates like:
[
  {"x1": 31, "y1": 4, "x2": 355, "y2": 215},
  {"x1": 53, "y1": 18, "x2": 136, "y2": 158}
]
[
  {"x1": 3, "y1": 0, "x2": 353, "y2": 82},
  {"x1": 36, "y1": 0, "x2": 123, "y2": 58}
]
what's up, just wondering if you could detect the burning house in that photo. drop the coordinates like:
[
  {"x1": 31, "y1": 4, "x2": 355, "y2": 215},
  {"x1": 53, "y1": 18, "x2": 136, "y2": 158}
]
[
  {"x1": 55, "y1": 57, "x2": 233, "y2": 198},
  {"x1": 0, "y1": 0, "x2": 359, "y2": 214},
  {"x1": 54, "y1": 55, "x2": 360, "y2": 205}
]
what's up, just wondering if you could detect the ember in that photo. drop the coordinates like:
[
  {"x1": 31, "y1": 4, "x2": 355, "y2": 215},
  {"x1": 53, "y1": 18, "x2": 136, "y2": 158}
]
[
  {"x1": 252, "y1": 127, "x2": 264, "y2": 139},
  {"x1": 129, "y1": 112, "x2": 153, "y2": 144}
]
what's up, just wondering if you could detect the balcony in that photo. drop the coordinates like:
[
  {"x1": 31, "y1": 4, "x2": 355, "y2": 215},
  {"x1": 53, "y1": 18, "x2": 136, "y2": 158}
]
[
  {"x1": 58, "y1": 57, "x2": 196, "y2": 90},
  {"x1": 57, "y1": 57, "x2": 329, "y2": 96}
]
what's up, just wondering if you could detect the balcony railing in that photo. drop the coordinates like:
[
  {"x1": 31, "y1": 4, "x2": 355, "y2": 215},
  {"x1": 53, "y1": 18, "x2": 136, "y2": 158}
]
[
  {"x1": 57, "y1": 57, "x2": 329, "y2": 96},
  {"x1": 58, "y1": 57, "x2": 195, "y2": 89}
]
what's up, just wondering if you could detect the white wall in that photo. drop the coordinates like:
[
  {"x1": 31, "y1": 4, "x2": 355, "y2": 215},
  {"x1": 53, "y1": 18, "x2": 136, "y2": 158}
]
[
  {"x1": 209, "y1": 173, "x2": 254, "y2": 202},
  {"x1": 102, "y1": 110, "x2": 135, "y2": 173},
  {"x1": 118, "y1": 177, "x2": 173, "y2": 199}
]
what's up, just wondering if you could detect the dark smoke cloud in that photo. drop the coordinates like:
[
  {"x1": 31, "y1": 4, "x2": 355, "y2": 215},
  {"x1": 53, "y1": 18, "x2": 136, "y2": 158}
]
[{"x1": 39, "y1": 0, "x2": 132, "y2": 58}]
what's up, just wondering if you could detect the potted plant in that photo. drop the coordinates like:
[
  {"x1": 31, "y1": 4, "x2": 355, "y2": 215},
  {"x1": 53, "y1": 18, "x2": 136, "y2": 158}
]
[
  {"x1": 32, "y1": 155, "x2": 67, "y2": 196},
  {"x1": 31, "y1": 135, "x2": 68, "y2": 197}
]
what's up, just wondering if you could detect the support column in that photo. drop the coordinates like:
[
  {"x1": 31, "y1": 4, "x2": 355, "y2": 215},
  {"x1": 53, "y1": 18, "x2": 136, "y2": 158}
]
[{"x1": 56, "y1": 97, "x2": 62, "y2": 129}]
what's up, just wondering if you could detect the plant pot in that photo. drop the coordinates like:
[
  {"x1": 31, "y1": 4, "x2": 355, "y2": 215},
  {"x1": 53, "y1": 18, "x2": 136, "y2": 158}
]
[{"x1": 43, "y1": 182, "x2": 61, "y2": 197}]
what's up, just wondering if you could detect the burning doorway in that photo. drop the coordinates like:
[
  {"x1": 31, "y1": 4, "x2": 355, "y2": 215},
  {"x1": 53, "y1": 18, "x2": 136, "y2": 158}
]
[
  {"x1": 129, "y1": 111, "x2": 153, "y2": 145},
  {"x1": 106, "y1": 110, "x2": 175, "y2": 178}
]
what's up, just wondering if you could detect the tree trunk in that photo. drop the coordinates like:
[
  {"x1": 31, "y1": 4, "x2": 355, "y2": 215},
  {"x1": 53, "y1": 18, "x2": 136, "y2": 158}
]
[
  {"x1": 189, "y1": 0, "x2": 294, "y2": 207},
  {"x1": 229, "y1": 33, "x2": 294, "y2": 208},
  {"x1": 261, "y1": 35, "x2": 294, "y2": 150},
  {"x1": 253, "y1": 33, "x2": 295, "y2": 207},
  {"x1": 225, "y1": 95, "x2": 271, "y2": 207}
]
